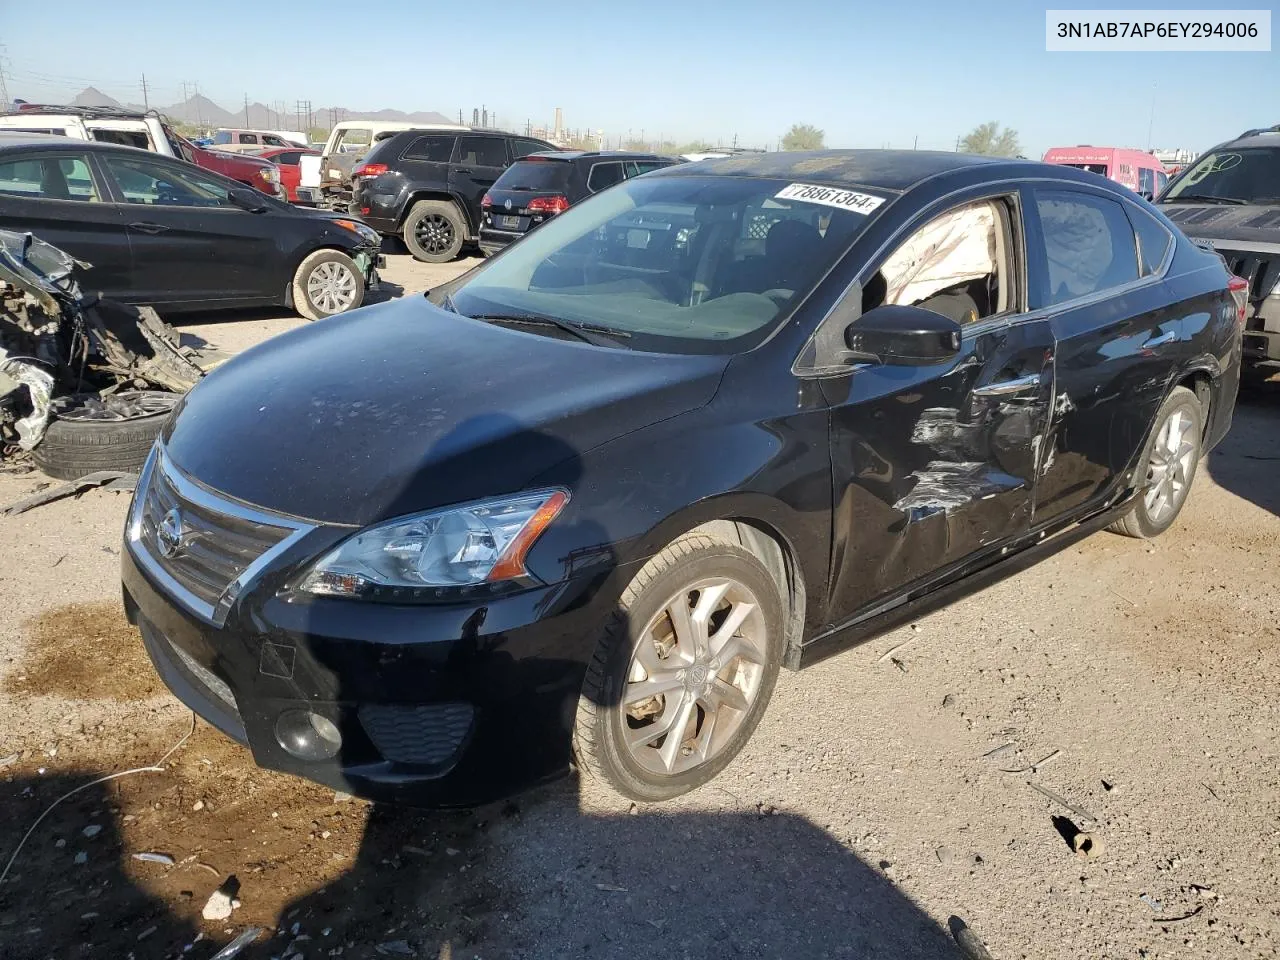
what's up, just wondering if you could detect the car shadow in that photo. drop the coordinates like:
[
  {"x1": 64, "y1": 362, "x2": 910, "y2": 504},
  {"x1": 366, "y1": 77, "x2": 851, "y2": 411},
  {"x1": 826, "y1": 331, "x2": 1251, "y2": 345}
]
[{"x1": 1205, "y1": 377, "x2": 1280, "y2": 517}]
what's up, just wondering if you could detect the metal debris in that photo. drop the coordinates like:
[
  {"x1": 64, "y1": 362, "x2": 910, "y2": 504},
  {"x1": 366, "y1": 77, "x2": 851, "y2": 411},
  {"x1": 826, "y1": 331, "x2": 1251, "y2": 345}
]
[
  {"x1": 208, "y1": 928, "x2": 263, "y2": 959},
  {"x1": 132, "y1": 852, "x2": 176, "y2": 866},
  {"x1": 1000, "y1": 749, "x2": 1062, "y2": 774},
  {"x1": 1, "y1": 470, "x2": 136, "y2": 516},
  {"x1": 1026, "y1": 780, "x2": 1097, "y2": 824}
]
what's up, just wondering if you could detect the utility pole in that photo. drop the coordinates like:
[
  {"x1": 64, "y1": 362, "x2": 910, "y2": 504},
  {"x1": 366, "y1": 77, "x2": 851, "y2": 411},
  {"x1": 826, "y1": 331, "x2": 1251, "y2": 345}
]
[
  {"x1": 140, "y1": 74, "x2": 149, "y2": 110},
  {"x1": 0, "y1": 46, "x2": 9, "y2": 106},
  {"x1": 1146, "y1": 80, "x2": 1157, "y2": 150},
  {"x1": 244, "y1": 93, "x2": 250, "y2": 126},
  {"x1": 913, "y1": 134, "x2": 918, "y2": 150}
]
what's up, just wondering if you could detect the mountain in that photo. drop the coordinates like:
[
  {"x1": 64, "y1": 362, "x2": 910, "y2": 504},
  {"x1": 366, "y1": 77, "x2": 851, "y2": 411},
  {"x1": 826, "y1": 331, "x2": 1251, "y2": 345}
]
[{"x1": 64, "y1": 87, "x2": 460, "y2": 132}]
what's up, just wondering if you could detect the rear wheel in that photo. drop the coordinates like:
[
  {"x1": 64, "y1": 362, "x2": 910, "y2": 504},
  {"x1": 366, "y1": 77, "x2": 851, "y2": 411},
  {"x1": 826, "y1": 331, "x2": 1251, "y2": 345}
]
[
  {"x1": 573, "y1": 531, "x2": 784, "y2": 801},
  {"x1": 1110, "y1": 386, "x2": 1203, "y2": 539},
  {"x1": 292, "y1": 249, "x2": 365, "y2": 321},
  {"x1": 403, "y1": 200, "x2": 466, "y2": 263}
]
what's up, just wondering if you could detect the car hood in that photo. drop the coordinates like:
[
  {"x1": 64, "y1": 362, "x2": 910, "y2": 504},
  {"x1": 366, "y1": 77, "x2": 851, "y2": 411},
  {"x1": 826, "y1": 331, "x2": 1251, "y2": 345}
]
[
  {"x1": 162, "y1": 297, "x2": 728, "y2": 526},
  {"x1": 1159, "y1": 202, "x2": 1280, "y2": 249}
]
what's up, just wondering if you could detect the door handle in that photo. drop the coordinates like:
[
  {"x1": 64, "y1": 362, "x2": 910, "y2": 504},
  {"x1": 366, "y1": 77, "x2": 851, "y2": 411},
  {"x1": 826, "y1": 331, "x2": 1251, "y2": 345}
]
[
  {"x1": 972, "y1": 373, "x2": 1042, "y2": 397},
  {"x1": 130, "y1": 222, "x2": 169, "y2": 235},
  {"x1": 1141, "y1": 330, "x2": 1177, "y2": 349},
  {"x1": 454, "y1": 167, "x2": 472, "y2": 175}
]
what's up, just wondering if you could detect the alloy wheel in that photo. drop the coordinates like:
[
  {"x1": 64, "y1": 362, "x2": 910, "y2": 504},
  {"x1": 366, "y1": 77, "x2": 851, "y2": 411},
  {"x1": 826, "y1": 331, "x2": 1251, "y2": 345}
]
[
  {"x1": 1144, "y1": 407, "x2": 1196, "y2": 523},
  {"x1": 621, "y1": 577, "x2": 768, "y2": 777},
  {"x1": 415, "y1": 214, "x2": 455, "y2": 255},
  {"x1": 306, "y1": 261, "x2": 358, "y2": 314}
]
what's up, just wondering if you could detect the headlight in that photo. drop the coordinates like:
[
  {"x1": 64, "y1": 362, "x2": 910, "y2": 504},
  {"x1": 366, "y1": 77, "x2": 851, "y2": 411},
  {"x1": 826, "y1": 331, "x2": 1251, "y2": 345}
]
[
  {"x1": 297, "y1": 489, "x2": 569, "y2": 601},
  {"x1": 332, "y1": 218, "x2": 380, "y2": 244}
]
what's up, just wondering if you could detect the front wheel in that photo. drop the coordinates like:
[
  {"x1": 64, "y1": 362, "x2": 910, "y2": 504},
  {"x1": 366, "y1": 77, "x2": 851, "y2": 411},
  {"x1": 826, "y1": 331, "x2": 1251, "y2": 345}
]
[
  {"x1": 292, "y1": 249, "x2": 366, "y2": 321},
  {"x1": 1110, "y1": 385, "x2": 1203, "y2": 539},
  {"x1": 573, "y1": 531, "x2": 784, "y2": 802}
]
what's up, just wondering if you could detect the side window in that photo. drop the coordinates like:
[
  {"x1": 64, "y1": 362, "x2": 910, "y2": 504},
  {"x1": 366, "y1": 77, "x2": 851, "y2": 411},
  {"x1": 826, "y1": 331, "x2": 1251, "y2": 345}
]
[
  {"x1": 274, "y1": 151, "x2": 301, "y2": 166},
  {"x1": 102, "y1": 155, "x2": 233, "y2": 207},
  {"x1": 88, "y1": 128, "x2": 153, "y2": 150},
  {"x1": 624, "y1": 160, "x2": 671, "y2": 178},
  {"x1": 1035, "y1": 190, "x2": 1139, "y2": 306},
  {"x1": 863, "y1": 198, "x2": 1016, "y2": 324},
  {"x1": 402, "y1": 135, "x2": 456, "y2": 162},
  {"x1": 1138, "y1": 167, "x2": 1155, "y2": 195},
  {"x1": 1156, "y1": 171, "x2": 1169, "y2": 193},
  {"x1": 511, "y1": 139, "x2": 550, "y2": 159},
  {"x1": 237, "y1": 133, "x2": 259, "y2": 145},
  {"x1": 1126, "y1": 203, "x2": 1173, "y2": 276},
  {"x1": 0, "y1": 156, "x2": 100, "y2": 202},
  {"x1": 456, "y1": 136, "x2": 507, "y2": 168},
  {"x1": 338, "y1": 129, "x2": 372, "y2": 153},
  {"x1": 263, "y1": 135, "x2": 289, "y2": 147},
  {"x1": 587, "y1": 162, "x2": 625, "y2": 192}
]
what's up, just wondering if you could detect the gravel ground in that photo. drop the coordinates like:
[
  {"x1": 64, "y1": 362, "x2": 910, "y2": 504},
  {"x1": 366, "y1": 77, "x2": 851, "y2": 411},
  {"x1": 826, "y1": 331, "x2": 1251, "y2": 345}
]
[{"x1": 0, "y1": 258, "x2": 1277, "y2": 959}]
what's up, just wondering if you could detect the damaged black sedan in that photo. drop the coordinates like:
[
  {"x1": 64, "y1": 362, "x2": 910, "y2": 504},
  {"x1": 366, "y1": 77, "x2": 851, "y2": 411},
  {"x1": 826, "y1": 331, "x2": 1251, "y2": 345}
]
[{"x1": 123, "y1": 151, "x2": 1244, "y2": 806}]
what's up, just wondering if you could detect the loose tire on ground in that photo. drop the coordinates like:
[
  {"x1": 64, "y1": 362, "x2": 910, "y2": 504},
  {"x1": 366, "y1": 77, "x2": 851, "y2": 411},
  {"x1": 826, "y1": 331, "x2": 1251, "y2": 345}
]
[
  {"x1": 573, "y1": 529, "x2": 785, "y2": 802},
  {"x1": 402, "y1": 200, "x2": 466, "y2": 263},
  {"x1": 32, "y1": 411, "x2": 168, "y2": 481},
  {"x1": 292, "y1": 249, "x2": 366, "y2": 321},
  {"x1": 1109, "y1": 385, "x2": 1203, "y2": 539}
]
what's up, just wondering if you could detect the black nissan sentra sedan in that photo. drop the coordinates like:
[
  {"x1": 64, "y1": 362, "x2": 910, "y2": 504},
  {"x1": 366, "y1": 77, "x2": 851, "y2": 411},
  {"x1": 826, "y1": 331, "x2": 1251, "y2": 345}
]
[{"x1": 122, "y1": 151, "x2": 1245, "y2": 806}]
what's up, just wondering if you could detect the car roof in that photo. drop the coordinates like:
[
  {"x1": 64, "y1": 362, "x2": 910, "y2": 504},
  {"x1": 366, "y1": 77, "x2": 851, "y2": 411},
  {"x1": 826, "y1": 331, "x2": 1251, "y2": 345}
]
[
  {"x1": 658, "y1": 149, "x2": 1010, "y2": 192},
  {"x1": 1224, "y1": 130, "x2": 1280, "y2": 149},
  {"x1": 520, "y1": 150, "x2": 674, "y2": 163},
  {"x1": 0, "y1": 132, "x2": 161, "y2": 156}
]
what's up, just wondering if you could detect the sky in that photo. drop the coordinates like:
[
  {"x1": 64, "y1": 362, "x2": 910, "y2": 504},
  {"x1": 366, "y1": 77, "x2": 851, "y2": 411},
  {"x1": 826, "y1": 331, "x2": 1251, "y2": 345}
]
[{"x1": 2, "y1": 0, "x2": 1276, "y2": 156}]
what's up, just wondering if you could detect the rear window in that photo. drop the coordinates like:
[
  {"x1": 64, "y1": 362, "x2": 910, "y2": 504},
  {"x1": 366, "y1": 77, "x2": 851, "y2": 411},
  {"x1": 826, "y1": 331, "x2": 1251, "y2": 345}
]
[
  {"x1": 403, "y1": 135, "x2": 456, "y2": 163},
  {"x1": 89, "y1": 128, "x2": 152, "y2": 150},
  {"x1": 494, "y1": 159, "x2": 571, "y2": 191},
  {"x1": 213, "y1": 131, "x2": 232, "y2": 145}
]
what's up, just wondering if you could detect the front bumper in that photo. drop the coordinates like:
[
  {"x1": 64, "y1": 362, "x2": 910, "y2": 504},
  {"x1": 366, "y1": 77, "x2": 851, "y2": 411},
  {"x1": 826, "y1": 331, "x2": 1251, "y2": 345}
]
[{"x1": 122, "y1": 536, "x2": 612, "y2": 807}]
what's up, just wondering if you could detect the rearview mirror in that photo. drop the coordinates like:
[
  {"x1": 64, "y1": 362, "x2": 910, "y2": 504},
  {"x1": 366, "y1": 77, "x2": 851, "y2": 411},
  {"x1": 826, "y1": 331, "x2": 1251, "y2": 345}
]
[
  {"x1": 228, "y1": 187, "x2": 268, "y2": 213},
  {"x1": 845, "y1": 304, "x2": 962, "y2": 365}
]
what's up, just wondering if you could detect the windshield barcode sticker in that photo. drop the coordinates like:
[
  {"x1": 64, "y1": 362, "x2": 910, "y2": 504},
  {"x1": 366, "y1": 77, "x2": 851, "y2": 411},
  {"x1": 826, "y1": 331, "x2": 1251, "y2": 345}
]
[{"x1": 774, "y1": 183, "x2": 886, "y2": 214}]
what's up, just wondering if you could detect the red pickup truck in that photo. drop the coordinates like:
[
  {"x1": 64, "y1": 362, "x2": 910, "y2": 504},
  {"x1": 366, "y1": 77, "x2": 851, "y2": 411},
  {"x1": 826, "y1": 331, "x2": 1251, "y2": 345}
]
[{"x1": 0, "y1": 105, "x2": 285, "y2": 198}]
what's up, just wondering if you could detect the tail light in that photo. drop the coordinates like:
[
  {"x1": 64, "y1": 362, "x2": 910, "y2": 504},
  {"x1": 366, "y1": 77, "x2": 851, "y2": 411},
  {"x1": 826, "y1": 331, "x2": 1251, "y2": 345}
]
[
  {"x1": 526, "y1": 195, "x2": 570, "y2": 215},
  {"x1": 1228, "y1": 274, "x2": 1249, "y2": 326},
  {"x1": 352, "y1": 162, "x2": 388, "y2": 179},
  {"x1": 481, "y1": 192, "x2": 492, "y2": 209}
]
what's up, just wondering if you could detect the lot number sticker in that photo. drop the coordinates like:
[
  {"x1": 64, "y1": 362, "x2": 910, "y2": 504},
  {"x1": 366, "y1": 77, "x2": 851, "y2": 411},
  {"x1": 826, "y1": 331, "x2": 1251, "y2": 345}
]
[{"x1": 775, "y1": 183, "x2": 885, "y2": 214}]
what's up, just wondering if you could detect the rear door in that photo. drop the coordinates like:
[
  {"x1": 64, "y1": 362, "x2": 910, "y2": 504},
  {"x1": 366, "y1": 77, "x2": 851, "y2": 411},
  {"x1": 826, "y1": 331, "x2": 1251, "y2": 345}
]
[
  {"x1": 0, "y1": 149, "x2": 133, "y2": 294},
  {"x1": 823, "y1": 191, "x2": 1056, "y2": 624},
  {"x1": 449, "y1": 135, "x2": 509, "y2": 234},
  {"x1": 1025, "y1": 185, "x2": 1182, "y2": 527},
  {"x1": 97, "y1": 152, "x2": 280, "y2": 306}
]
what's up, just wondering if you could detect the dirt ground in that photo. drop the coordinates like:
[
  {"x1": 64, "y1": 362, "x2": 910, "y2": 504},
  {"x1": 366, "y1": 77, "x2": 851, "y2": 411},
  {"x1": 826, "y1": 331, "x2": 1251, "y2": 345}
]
[{"x1": 0, "y1": 255, "x2": 1278, "y2": 959}]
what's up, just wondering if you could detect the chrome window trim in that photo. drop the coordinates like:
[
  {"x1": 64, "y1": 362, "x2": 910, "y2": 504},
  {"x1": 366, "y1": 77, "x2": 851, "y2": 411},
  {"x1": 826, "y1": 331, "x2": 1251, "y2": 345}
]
[
  {"x1": 794, "y1": 175, "x2": 1177, "y2": 378},
  {"x1": 126, "y1": 444, "x2": 315, "y2": 627}
]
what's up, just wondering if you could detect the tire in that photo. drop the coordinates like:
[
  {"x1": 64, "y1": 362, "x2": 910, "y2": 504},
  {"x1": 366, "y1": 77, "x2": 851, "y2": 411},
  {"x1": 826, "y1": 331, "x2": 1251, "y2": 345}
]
[
  {"x1": 292, "y1": 249, "x2": 366, "y2": 321},
  {"x1": 573, "y1": 530, "x2": 785, "y2": 802},
  {"x1": 1109, "y1": 385, "x2": 1203, "y2": 539},
  {"x1": 32, "y1": 395, "x2": 174, "y2": 481},
  {"x1": 402, "y1": 200, "x2": 466, "y2": 263}
]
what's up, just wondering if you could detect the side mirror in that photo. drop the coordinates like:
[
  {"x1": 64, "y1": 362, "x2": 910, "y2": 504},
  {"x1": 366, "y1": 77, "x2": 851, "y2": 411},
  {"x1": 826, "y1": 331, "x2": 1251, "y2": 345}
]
[
  {"x1": 845, "y1": 304, "x2": 962, "y2": 365},
  {"x1": 228, "y1": 187, "x2": 269, "y2": 213}
]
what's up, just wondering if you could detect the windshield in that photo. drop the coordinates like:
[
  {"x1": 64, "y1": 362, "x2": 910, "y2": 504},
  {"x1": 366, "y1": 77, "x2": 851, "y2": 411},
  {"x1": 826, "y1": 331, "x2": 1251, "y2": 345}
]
[
  {"x1": 1164, "y1": 146, "x2": 1280, "y2": 204},
  {"x1": 494, "y1": 159, "x2": 572, "y2": 191},
  {"x1": 452, "y1": 175, "x2": 887, "y2": 353}
]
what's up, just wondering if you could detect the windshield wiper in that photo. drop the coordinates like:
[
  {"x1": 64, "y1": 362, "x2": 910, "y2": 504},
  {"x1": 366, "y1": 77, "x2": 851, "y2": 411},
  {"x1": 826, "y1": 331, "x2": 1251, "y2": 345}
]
[
  {"x1": 469, "y1": 312, "x2": 631, "y2": 348},
  {"x1": 1169, "y1": 194, "x2": 1248, "y2": 205}
]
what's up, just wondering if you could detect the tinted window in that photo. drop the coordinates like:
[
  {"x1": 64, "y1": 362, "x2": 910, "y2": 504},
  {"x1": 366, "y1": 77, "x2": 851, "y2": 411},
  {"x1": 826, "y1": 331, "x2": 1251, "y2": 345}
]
[
  {"x1": 88, "y1": 128, "x2": 152, "y2": 150},
  {"x1": 1036, "y1": 191, "x2": 1139, "y2": 305},
  {"x1": 237, "y1": 133, "x2": 258, "y2": 144},
  {"x1": 512, "y1": 139, "x2": 551, "y2": 159},
  {"x1": 103, "y1": 155, "x2": 233, "y2": 207},
  {"x1": 457, "y1": 136, "x2": 506, "y2": 168},
  {"x1": 263, "y1": 135, "x2": 289, "y2": 147},
  {"x1": 587, "y1": 162, "x2": 624, "y2": 192},
  {"x1": 625, "y1": 160, "x2": 671, "y2": 177},
  {"x1": 274, "y1": 151, "x2": 302, "y2": 166},
  {"x1": 1164, "y1": 147, "x2": 1280, "y2": 204},
  {"x1": 493, "y1": 159, "x2": 571, "y2": 191},
  {"x1": 0, "y1": 156, "x2": 99, "y2": 202},
  {"x1": 403, "y1": 135, "x2": 456, "y2": 162},
  {"x1": 1127, "y1": 203, "x2": 1172, "y2": 276}
]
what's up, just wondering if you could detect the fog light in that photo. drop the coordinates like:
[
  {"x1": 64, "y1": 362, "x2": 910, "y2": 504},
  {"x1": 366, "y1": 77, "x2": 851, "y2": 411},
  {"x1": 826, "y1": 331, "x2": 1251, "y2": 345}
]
[{"x1": 275, "y1": 709, "x2": 343, "y2": 761}]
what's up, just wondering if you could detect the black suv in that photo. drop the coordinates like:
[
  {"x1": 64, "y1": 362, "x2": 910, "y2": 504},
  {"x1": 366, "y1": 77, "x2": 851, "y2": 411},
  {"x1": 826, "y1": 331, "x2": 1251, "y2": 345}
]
[
  {"x1": 477, "y1": 151, "x2": 678, "y2": 256},
  {"x1": 1157, "y1": 125, "x2": 1280, "y2": 384},
  {"x1": 350, "y1": 129, "x2": 556, "y2": 262}
]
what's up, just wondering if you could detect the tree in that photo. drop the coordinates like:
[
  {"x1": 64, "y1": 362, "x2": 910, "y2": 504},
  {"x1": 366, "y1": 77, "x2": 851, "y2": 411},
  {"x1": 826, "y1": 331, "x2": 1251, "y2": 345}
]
[
  {"x1": 959, "y1": 122, "x2": 1021, "y2": 157},
  {"x1": 781, "y1": 124, "x2": 825, "y2": 151}
]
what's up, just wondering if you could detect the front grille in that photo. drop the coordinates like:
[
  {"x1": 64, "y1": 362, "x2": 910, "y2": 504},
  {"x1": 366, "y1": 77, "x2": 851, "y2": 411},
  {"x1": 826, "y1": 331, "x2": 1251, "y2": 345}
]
[
  {"x1": 131, "y1": 449, "x2": 308, "y2": 621},
  {"x1": 1220, "y1": 251, "x2": 1279, "y2": 303},
  {"x1": 358, "y1": 703, "x2": 474, "y2": 768}
]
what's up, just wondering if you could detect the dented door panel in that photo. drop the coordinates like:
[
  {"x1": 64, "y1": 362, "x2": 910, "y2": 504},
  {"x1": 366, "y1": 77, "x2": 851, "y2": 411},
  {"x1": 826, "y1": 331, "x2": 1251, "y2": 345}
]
[{"x1": 821, "y1": 317, "x2": 1054, "y2": 627}]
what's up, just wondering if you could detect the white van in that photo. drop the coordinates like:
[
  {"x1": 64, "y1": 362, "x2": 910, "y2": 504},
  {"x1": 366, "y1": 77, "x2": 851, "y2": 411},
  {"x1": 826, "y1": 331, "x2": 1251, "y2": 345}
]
[{"x1": 212, "y1": 129, "x2": 309, "y2": 152}]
